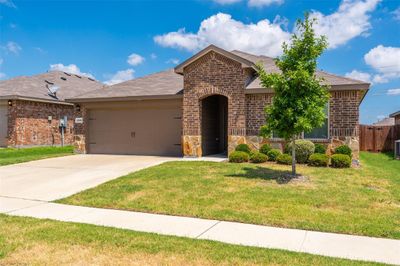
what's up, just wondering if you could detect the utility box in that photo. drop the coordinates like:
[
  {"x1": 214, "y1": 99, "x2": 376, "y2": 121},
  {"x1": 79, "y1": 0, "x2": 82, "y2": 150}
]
[
  {"x1": 59, "y1": 116, "x2": 67, "y2": 128},
  {"x1": 395, "y1": 140, "x2": 400, "y2": 160}
]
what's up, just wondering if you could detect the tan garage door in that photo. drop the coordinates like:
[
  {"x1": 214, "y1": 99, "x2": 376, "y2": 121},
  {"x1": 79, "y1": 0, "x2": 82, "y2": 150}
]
[
  {"x1": 0, "y1": 103, "x2": 7, "y2": 147},
  {"x1": 88, "y1": 102, "x2": 182, "y2": 156}
]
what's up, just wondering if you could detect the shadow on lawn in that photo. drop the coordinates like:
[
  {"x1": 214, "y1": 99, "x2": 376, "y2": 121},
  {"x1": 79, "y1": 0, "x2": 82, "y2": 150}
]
[{"x1": 227, "y1": 166, "x2": 302, "y2": 184}]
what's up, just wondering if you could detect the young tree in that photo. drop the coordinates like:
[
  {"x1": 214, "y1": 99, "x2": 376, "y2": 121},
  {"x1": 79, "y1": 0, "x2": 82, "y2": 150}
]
[{"x1": 257, "y1": 14, "x2": 330, "y2": 176}]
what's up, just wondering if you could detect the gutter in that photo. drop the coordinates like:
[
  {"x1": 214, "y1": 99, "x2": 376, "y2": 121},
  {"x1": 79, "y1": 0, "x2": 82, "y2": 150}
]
[
  {"x1": 66, "y1": 94, "x2": 183, "y2": 103},
  {"x1": 0, "y1": 95, "x2": 73, "y2": 106}
]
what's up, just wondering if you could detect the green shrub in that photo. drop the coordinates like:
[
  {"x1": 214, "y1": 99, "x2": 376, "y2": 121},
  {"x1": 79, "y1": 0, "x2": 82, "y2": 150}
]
[
  {"x1": 267, "y1": 149, "x2": 282, "y2": 161},
  {"x1": 235, "y1": 144, "x2": 251, "y2": 154},
  {"x1": 250, "y1": 151, "x2": 268, "y2": 163},
  {"x1": 334, "y1": 145, "x2": 352, "y2": 157},
  {"x1": 259, "y1": 144, "x2": 272, "y2": 155},
  {"x1": 331, "y1": 154, "x2": 351, "y2": 168},
  {"x1": 308, "y1": 153, "x2": 329, "y2": 167},
  {"x1": 229, "y1": 151, "x2": 249, "y2": 163},
  {"x1": 314, "y1": 143, "x2": 327, "y2": 154},
  {"x1": 276, "y1": 154, "x2": 292, "y2": 165},
  {"x1": 285, "y1": 139, "x2": 315, "y2": 163}
]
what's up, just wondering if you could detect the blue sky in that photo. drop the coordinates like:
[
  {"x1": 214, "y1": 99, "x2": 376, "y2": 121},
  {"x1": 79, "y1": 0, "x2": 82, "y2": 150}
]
[{"x1": 0, "y1": 0, "x2": 399, "y2": 124}]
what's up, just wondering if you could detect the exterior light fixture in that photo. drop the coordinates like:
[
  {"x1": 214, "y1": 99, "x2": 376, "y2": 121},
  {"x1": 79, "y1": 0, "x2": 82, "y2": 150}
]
[
  {"x1": 8, "y1": 100, "x2": 12, "y2": 106},
  {"x1": 76, "y1": 104, "x2": 81, "y2": 112}
]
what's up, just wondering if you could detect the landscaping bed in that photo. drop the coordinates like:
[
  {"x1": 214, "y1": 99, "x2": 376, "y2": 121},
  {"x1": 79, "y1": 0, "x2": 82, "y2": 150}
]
[
  {"x1": 0, "y1": 214, "x2": 381, "y2": 265},
  {"x1": 58, "y1": 152, "x2": 400, "y2": 239},
  {"x1": 0, "y1": 146, "x2": 74, "y2": 166}
]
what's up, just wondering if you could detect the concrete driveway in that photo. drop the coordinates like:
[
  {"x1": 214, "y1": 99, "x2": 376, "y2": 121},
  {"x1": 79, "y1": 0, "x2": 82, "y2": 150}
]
[{"x1": 0, "y1": 155, "x2": 177, "y2": 201}]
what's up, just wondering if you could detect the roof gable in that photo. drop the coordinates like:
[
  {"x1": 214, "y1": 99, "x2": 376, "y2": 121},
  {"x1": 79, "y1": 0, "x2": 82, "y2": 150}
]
[{"x1": 174, "y1": 45, "x2": 256, "y2": 74}]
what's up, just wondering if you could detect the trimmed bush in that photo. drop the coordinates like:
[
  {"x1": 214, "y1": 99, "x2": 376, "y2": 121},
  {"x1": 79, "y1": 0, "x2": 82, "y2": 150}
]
[
  {"x1": 314, "y1": 143, "x2": 327, "y2": 154},
  {"x1": 308, "y1": 153, "x2": 329, "y2": 167},
  {"x1": 250, "y1": 151, "x2": 268, "y2": 163},
  {"x1": 331, "y1": 154, "x2": 351, "y2": 168},
  {"x1": 285, "y1": 139, "x2": 315, "y2": 164},
  {"x1": 259, "y1": 144, "x2": 272, "y2": 155},
  {"x1": 229, "y1": 151, "x2": 249, "y2": 163},
  {"x1": 334, "y1": 145, "x2": 352, "y2": 157},
  {"x1": 276, "y1": 154, "x2": 292, "y2": 165},
  {"x1": 267, "y1": 149, "x2": 282, "y2": 161},
  {"x1": 235, "y1": 144, "x2": 251, "y2": 154}
]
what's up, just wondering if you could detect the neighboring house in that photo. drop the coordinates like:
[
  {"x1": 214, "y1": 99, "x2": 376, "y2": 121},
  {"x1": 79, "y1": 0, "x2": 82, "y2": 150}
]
[
  {"x1": 0, "y1": 71, "x2": 103, "y2": 147},
  {"x1": 390, "y1": 111, "x2": 400, "y2": 125},
  {"x1": 372, "y1": 117, "x2": 395, "y2": 126},
  {"x1": 68, "y1": 45, "x2": 370, "y2": 158}
]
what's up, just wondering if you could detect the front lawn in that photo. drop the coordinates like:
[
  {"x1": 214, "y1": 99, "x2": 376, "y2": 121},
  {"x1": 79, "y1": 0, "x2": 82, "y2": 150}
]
[
  {"x1": 0, "y1": 214, "x2": 381, "y2": 265},
  {"x1": 0, "y1": 146, "x2": 74, "y2": 166},
  {"x1": 59, "y1": 152, "x2": 400, "y2": 239}
]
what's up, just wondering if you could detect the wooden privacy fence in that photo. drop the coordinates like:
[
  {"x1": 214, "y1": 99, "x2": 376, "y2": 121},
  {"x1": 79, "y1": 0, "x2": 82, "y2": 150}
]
[{"x1": 360, "y1": 124, "x2": 400, "y2": 152}]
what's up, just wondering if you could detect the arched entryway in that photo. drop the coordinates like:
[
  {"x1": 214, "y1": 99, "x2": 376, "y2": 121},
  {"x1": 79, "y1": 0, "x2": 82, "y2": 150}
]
[{"x1": 201, "y1": 95, "x2": 228, "y2": 156}]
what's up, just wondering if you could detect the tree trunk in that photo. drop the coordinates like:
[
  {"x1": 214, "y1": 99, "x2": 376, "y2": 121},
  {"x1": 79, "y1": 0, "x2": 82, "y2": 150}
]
[{"x1": 291, "y1": 136, "x2": 296, "y2": 176}]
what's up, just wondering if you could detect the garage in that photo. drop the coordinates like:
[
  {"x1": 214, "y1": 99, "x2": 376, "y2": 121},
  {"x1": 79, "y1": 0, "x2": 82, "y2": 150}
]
[
  {"x1": 0, "y1": 102, "x2": 8, "y2": 147},
  {"x1": 87, "y1": 99, "x2": 182, "y2": 156}
]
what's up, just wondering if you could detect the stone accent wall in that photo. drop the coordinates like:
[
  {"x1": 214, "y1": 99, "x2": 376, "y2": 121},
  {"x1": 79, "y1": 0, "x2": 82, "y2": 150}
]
[
  {"x1": 73, "y1": 105, "x2": 88, "y2": 153},
  {"x1": 7, "y1": 100, "x2": 75, "y2": 147},
  {"x1": 182, "y1": 51, "x2": 248, "y2": 156}
]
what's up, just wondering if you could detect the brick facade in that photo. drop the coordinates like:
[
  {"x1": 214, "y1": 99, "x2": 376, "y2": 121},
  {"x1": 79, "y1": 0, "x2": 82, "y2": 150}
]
[
  {"x1": 182, "y1": 51, "x2": 248, "y2": 156},
  {"x1": 181, "y1": 50, "x2": 362, "y2": 158},
  {"x1": 7, "y1": 100, "x2": 75, "y2": 147}
]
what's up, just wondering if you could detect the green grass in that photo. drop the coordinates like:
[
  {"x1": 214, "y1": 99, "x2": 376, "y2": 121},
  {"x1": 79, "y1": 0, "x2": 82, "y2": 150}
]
[
  {"x1": 59, "y1": 152, "x2": 400, "y2": 239},
  {"x1": 0, "y1": 214, "x2": 382, "y2": 265},
  {"x1": 0, "y1": 146, "x2": 74, "y2": 166}
]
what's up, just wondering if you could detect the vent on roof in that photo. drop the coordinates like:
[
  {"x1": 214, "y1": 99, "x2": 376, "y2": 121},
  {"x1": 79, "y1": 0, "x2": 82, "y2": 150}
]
[
  {"x1": 45, "y1": 79, "x2": 54, "y2": 85},
  {"x1": 88, "y1": 77, "x2": 95, "y2": 81},
  {"x1": 60, "y1": 77, "x2": 67, "y2": 81},
  {"x1": 75, "y1": 74, "x2": 82, "y2": 78},
  {"x1": 64, "y1": 72, "x2": 71, "y2": 76}
]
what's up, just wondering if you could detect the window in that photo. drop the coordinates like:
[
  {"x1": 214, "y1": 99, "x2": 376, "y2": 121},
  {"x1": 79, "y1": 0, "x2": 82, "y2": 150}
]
[{"x1": 304, "y1": 104, "x2": 329, "y2": 139}]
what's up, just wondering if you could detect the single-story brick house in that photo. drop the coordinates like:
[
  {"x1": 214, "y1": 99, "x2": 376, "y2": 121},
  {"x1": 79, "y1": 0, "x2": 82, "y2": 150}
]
[
  {"x1": 390, "y1": 111, "x2": 400, "y2": 125},
  {"x1": 68, "y1": 45, "x2": 370, "y2": 158},
  {"x1": 0, "y1": 71, "x2": 103, "y2": 147}
]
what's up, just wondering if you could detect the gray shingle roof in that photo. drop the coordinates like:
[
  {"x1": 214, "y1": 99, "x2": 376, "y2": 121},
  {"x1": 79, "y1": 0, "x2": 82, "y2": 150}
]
[
  {"x1": 230, "y1": 50, "x2": 370, "y2": 87},
  {"x1": 70, "y1": 69, "x2": 183, "y2": 101},
  {"x1": 68, "y1": 47, "x2": 369, "y2": 102},
  {"x1": 0, "y1": 71, "x2": 104, "y2": 103}
]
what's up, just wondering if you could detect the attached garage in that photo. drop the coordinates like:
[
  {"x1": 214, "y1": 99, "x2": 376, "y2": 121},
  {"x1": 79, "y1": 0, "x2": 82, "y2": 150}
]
[
  {"x1": 86, "y1": 99, "x2": 182, "y2": 156},
  {"x1": 0, "y1": 102, "x2": 8, "y2": 147}
]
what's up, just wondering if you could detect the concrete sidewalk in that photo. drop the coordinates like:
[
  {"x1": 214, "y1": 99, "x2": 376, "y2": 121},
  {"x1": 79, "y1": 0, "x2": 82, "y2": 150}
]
[{"x1": 1, "y1": 196, "x2": 399, "y2": 265}]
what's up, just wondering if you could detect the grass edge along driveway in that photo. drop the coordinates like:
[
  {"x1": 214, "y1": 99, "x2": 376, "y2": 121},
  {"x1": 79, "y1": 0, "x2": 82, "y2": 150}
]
[
  {"x1": 0, "y1": 214, "x2": 383, "y2": 265},
  {"x1": 0, "y1": 146, "x2": 74, "y2": 166},
  {"x1": 59, "y1": 152, "x2": 400, "y2": 240}
]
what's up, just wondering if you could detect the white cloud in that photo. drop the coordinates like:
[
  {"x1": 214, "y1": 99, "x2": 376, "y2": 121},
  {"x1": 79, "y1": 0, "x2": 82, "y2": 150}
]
[
  {"x1": 154, "y1": 13, "x2": 290, "y2": 57},
  {"x1": 0, "y1": 0, "x2": 16, "y2": 8},
  {"x1": 310, "y1": 0, "x2": 381, "y2": 48},
  {"x1": 248, "y1": 0, "x2": 283, "y2": 7},
  {"x1": 364, "y1": 45, "x2": 400, "y2": 83},
  {"x1": 49, "y1": 63, "x2": 95, "y2": 79},
  {"x1": 387, "y1": 88, "x2": 400, "y2": 95},
  {"x1": 34, "y1": 47, "x2": 46, "y2": 54},
  {"x1": 150, "y1": 53, "x2": 157, "y2": 59},
  {"x1": 212, "y1": 0, "x2": 241, "y2": 4},
  {"x1": 127, "y1": 53, "x2": 145, "y2": 66},
  {"x1": 0, "y1": 72, "x2": 6, "y2": 79},
  {"x1": 166, "y1": 58, "x2": 180, "y2": 65},
  {"x1": 393, "y1": 7, "x2": 400, "y2": 21},
  {"x1": 345, "y1": 70, "x2": 372, "y2": 83},
  {"x1": 4, "y1": 41, "x2": 22, "y2": 54},
  {"x1": 104, "y1": 69, "x2": 134, "y2": 85}
]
